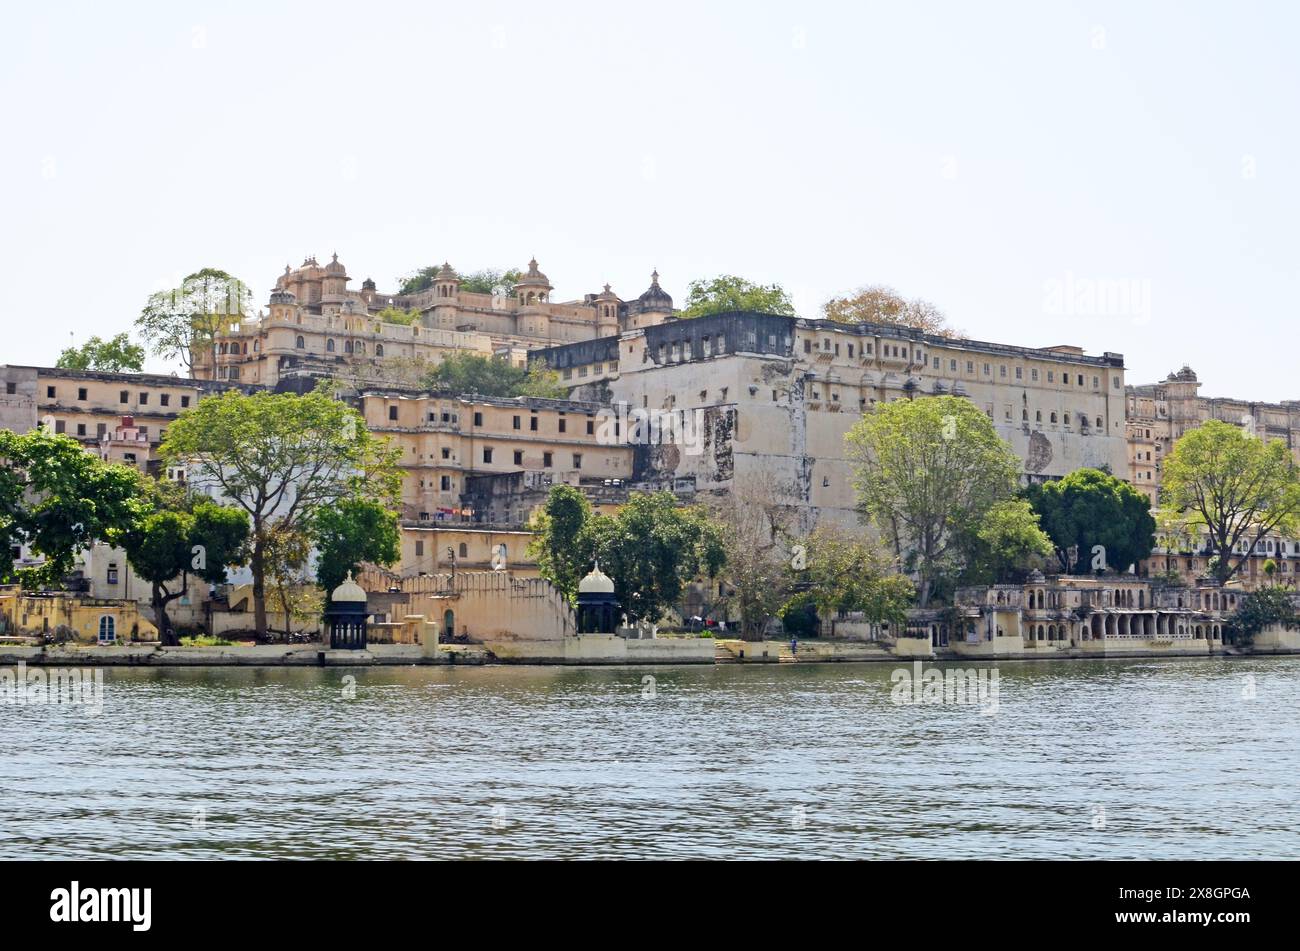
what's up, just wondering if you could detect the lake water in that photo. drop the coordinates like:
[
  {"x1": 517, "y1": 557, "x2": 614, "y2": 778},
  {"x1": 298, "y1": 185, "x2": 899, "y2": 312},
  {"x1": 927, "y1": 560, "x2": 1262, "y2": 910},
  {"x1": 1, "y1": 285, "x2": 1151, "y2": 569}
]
[{"x1": 2, "y1": 657, "x2": 1297, "y2": 859}]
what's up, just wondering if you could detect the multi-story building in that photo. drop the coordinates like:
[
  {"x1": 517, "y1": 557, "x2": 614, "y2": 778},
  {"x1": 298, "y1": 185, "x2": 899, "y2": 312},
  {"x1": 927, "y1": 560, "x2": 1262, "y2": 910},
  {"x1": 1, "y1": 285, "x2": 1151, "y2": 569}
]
[
  {"x1": 195, "y1": 255, "x2": 675, "y2": 389},
  {"x1": 0, "y1": 365, "x2": 243, "y2": 473},
  {"x1": 1126, "y1": 365, "x2": 1300, "y2": 504},
  {"x1": 533, "y1": 311, "x2": 1128, "y2": 531}
]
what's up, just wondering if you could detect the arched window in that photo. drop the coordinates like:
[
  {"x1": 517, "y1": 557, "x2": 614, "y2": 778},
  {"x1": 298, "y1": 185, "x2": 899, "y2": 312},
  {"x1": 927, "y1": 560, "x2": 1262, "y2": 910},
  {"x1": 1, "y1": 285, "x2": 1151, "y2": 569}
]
[
  {"x1": 344, "y1": 340, "x2": 353, "y2": 354},
  {"x1": 375, "y1": 344, "x2": 384, "y2": 356},
  {"x1": 458, "y1": 542, "x2": 467, "y2": 558},
  {"x1": 98, "y1": 615, "x2": 116, "y2": 644},
  {"x1": 1022, "y1": 409, "x2": 1028, "y2": 421},
  {"x1": 1036, "y1": 410, "x2": 1042, "y2": 422},
  {"x1": 327, "y1": 339, "x2": 336, "y2": 353},
  {"x1": 1050, "y1": 412, "x2": 1058, "y2": 423},
  {"x1": 295, "y1": 336, "x2": 305, "y2": 349}
]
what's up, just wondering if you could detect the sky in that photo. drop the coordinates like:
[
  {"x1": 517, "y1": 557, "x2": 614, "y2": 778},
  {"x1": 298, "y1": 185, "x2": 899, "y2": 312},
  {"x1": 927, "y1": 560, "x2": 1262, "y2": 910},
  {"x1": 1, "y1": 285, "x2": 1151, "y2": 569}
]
[{"x1": 2, "y1": 1, "x2": 1297, "y2": 400}]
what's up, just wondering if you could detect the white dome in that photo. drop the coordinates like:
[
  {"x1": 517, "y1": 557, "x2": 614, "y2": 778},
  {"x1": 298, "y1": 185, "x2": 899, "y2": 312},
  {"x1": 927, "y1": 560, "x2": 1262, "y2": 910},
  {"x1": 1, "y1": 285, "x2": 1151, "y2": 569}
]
[
  {"x1": 330, "y1": 570, "x2": 367, "y2": 603},
  {"x1": 578, "y1": 563, "x2": 615, "y2": 595}
]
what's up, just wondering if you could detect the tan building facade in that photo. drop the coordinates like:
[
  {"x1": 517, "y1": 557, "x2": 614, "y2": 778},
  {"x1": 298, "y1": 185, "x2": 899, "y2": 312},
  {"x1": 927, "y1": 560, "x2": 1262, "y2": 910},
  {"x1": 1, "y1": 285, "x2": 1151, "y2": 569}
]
[
  {"x1": 1126, "y1": 365, "x2": 1300, "y2": 504},
  {"x1": 195, "y1": 255, "x2": 675, "y2": 389},
  {"x1": 535, "y1": 312, "x2": 1128, "y2": 531}
]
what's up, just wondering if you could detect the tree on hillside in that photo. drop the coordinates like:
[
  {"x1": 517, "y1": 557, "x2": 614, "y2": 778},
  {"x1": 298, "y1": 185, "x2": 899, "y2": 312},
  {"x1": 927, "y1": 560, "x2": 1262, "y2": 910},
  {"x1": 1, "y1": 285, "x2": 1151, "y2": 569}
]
[
  {"x1": 845, "y1": 395, "x2": 1022, "y2": 606},
  {"x1": 791, "y1": 524, "x2": 915, "y2": 636},
  {"x1": 822, "y1": 285, "x2": 962, "y2": 338},
  {"x1": 708, "y1": 481, "x2": 798, "y2": 640},
  {"x1": 679, "y1": 275, "x2": 797, "y2": 318},
  {"x1": 423, "y1": 352, "x2": 566, "y2": 399},
  {"x1": 529, "y1": 487, "x2": 726, "y2": 624},
  {"x1": 1024, "y1": 468, "x2": 1155, "y2": 575},
  {"x1": 958, "y1": 497, "x2": 1055, "y2": 586},
  {"x1": 160, "y1": 385, "x2": 401, "y2": 639},
  {"x1": 1160, "y1": 420, "x2": 1300, "y2": 585},
  {"x1": 312, "y1": 496, "x2": 401, "y2": 595},
  {"x1": 0, "y1": 428, "x2": 145, "y2": 588},
  {"x1": 121, "y1": 484, "x2": 249, "y2": 645},
  {"x1": 136, "y1": 268, "x2": 253, "y2": 373},
  {"x1": 56, "y1": 332, "x2": 146, "y2": 372}
]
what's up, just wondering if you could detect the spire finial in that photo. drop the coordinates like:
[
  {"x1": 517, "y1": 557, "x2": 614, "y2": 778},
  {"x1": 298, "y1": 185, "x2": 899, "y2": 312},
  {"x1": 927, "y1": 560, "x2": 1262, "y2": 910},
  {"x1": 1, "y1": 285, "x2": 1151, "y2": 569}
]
[{"x1": 651, "y1": 268, "x2": 659, "y2": 286}]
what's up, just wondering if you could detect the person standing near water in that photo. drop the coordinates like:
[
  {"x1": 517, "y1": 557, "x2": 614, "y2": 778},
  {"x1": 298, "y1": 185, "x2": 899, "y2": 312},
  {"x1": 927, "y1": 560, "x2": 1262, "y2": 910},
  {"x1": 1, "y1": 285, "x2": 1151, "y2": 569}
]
[{"x1": 790, "y1": 635, "x2": 798, "y2": 657}]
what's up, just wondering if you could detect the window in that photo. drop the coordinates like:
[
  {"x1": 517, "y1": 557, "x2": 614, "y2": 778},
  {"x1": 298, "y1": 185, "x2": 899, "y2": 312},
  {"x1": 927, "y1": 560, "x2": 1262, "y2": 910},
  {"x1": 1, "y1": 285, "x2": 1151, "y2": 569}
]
[
  {"x1": 483, "y1": 447, "x2": 493, "y2": 463},
  {"x1": 388, "y1": 406, "x2": 398, "y2": 420},
  {"x1": 440, "y1": 476, "x2": 451, "y2": 491},
  {"x1": 441, "y1": 447, "x2": 451, "y2": 459},
  {"x1": 473, "y1": 412, "x2": 482, "y2": 426},
  {"x1": 4, "y1": 382, "x2": 13, "y2": 395},
  {"x1": 514, "y1": 450, "x2": 523, "y2": 465},
  {"x1": 376, "y1": 344, "x2": 384, "y2": 356},
  {"x1": 160, "y1": 394, "x2": 169, "y2": 406},
  {"x1": 513, "y1": 415, "x2": 521, "y2": 430},
  {"x1": 296, "y1": 336, "x2": 305, "y2": 349},
  {"x1": 96, "y1": 423, "x2": 106, "y2": 437},
  {"x1": 573, "y1": 453, "x2": 582, "y2": 469},
  {"x1": 76, "y1": 423, "x2": 85, "y2": 436},
  {"x1": 181, "y1": 396, "x2": 190, "y2": 408},
  {"x1": 950, "y1": 359, "x2": 957, "y2": 371},
  {"x1": 415, "y1": 541, "x2": 424, "y2": 557},
  {"x1": 459, "y1": 543, "x2": 468, "y2": 558},
  {"x1": 558, "y1": 417, "x2": 566, "y2": 433},
  {"x1": 983, "y1": 363, "x2": 991, "y2": 375},
  {"x1": 529, "y1": 416, "x2": 538, "y2": 431},
  {"x1": 803, "y1": 339, "x2": 812, "y2": 354},
  {"x1": 966, "y1": 361, "x2": 974, "y2": 373},
  {"x1": 97, "y1": 616, "x2": 116, "y2": 644},
  {"x1": 1031, "y1": 369, "x2": 1039, "y2": 382},
  {"x1": 46, "y1": 386, "x2": 55, "y2": 398},
  {"x1": 1000, "y1": 366, "x2": 1007, "y2": 378},
  {"x1": 107, "y1": 565, "x2": 119, "y2": 585},
  {"x1": 543, "y1": 452, "x2": 553, "y2": 468},
  {"x1": 77, "y1": 388, "x2": 87, "y2": 400},
  {"x1": 1047, "y1": 371, "x2": 1055, "y2": 383},
  {"x1": 848, "y1": 345, "x2": 855, "y2": 358},
  {"x1": 54, "y1": 420, "x2": 65, "y2": 434},
  {"x1": 327, "y1": 339, "x2": 336, "y2": 352},
  {"x1": 1112, "y1": 376, "x2": 1121, "y2": 389},
  {"x1": 120, "y1": 390, "x2": 129, "y2": 404},
  {"x1": 586, "y1": 417, "x2": 594, "y2": 435}
]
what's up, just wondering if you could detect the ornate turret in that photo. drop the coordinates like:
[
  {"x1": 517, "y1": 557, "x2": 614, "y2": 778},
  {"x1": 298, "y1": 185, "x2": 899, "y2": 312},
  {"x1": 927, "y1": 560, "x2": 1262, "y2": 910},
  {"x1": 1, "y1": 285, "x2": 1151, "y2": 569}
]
[
  {"x1": 594, "y1": 283, "x2": 620, "y2": 334},
  {"x1": 325, "y1": 570, "x2": 368, "y2": 650},
  {"x1": 515, "y1": 257, "x2": 552, "y2": 304},
  {"x1": 576, "y1": 562, "x2": 619, "y2": 634},
  {"x1": 623, "y1": 268, "x2": 674, "y2": 329},
  {"x1": 433, "y1": 261, "x2": 460, "y2": 301}
]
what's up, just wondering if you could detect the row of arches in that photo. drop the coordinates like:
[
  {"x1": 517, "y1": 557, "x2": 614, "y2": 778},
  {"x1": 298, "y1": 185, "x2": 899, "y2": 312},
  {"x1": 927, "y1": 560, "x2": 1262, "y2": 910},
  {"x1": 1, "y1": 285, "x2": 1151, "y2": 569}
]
[{"x1": 294, "y1": 337, "x2": 385, "y2": 357}]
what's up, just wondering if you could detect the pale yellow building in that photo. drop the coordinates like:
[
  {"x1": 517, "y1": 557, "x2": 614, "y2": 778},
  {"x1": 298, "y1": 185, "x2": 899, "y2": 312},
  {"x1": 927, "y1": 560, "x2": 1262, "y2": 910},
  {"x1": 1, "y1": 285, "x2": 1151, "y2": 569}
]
[
  {"x1": 195, "y1": 255, "x2": 675, "y2": 389},
  {"x1": 0, "y1": 584, "x2": 159, "y2": 644}
]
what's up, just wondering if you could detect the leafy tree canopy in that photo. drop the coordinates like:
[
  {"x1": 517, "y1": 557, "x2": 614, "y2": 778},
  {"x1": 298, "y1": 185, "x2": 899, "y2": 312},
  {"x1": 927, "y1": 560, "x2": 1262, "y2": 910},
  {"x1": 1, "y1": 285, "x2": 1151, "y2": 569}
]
[
  {"x1": 0, "y1": 428, "x2": 146, "y2": 588},
  {"x1": 822, "y1": 284, "x2": 961, "y2": 338},
  {"x1": 959, "y1": 497, "x2": 1054, "y2": 586},
  {"x1": 135, "y1": 268, "x2": 252, "y2": 372},
  {"x1": 1024, "y1": 468, "x2": 1155, "y2": 575},
  {"x1": 1161, "y1": 419, "x2": 1300, "y2": 585},
  {"x1": 55, "y1": 332, "x2": 146, "y2": 372},
  {"x1": 397, "y1": 265, "x2": 522, "y2": 297},
  {"x1": 1230, "y1": 585, "x2": 1297, "y2": 644},
  {"x1": 374, "y1": 306, "x2": 421, "y2": 326},
  {"x1": 845, "y1": 395, "x2": 1022, "y2": 606},
  {"x1": 423, "y1": 352, "x2": 567, "y2": 399},
  {"x1": 678, "y1": 275, "x2": 796, "y2": 318},
  {"x1": 312, "y1": 495, "x2": 401, "y2": 595}
]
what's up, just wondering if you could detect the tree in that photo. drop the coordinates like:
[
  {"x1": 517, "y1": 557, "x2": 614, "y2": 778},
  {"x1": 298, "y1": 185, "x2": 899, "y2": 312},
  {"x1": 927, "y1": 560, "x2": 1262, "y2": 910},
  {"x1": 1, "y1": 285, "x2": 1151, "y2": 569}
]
[
  {"x1": 160, "y1": 385, "x2": 401, "y2": 639},
  {"x1": 261, "y1": 523, "x2": 321, "y2": 639},
  {"x1": 121, "y1": 486, "x2": 249, "y2": 645},
  {"x1": 423, "y1": 352, "x2": 566, "y2": 399},
  {"x1": 312, "y1": 496, "x2": 401, "y2": 595},
  {"x1": 845, "y1": 395, "x2": 1021, "y2": 606},
  {"x1": 709, "y1": 481, "x2": 797, "y2": 640},
  {"x1": 527, "y1": 485, "x2": 597, "y2": 600},
  {"x1": 1024, "y1": 468, "x2": 1155, "y2": 575},
  {"x1": 397, "y1": 265, "x2": 521, "y2": 296},
  {"x1": 529, "y1": 487, "x2": 726, "y2": 624},
  {"x1": 794, "y1": 525, "x2": 915, "y2": 635},
  {"x1": 55, "y1": 332, "x2": 146, "y2": 372},
  {"x1": 822, "y1": 285, "x2": 962, "y2": 338},
  {"x1": 1230, "y1": 585, "x2": 1297, "y2": 645},
  {"x1": 0, "y1": 428, "x2": 145, "y2": 588},
  {"x1": 959, "y1": 498, "x2": 1054, "y2": 585},
  {"x1": 374, "y1": 306, "x2": 420, "y2": 326},
  {"x1": 679, "y1": 275, "x2": 796, "y2": 318},
  {"x1": 136, "y1": 268, "x2": 252, "y2": 373},
  {"x1": 1161, "y1": 420, "x2": 1300, "y2": 585}
]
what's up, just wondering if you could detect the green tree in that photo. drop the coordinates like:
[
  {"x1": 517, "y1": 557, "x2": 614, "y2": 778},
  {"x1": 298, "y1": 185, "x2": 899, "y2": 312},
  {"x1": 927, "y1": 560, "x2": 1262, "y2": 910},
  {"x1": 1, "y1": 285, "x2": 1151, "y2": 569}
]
[
  {"x1": 423, "y1": 352, "x2": 566, "y2": 399},
  {"x1": 959, "y1": 497, "x2": 1055, "y2": 585},
  {"x1": 374, "y1": 306, "x2": 421, "y2": 326},
  {"x1": 1024, "y1": 468, "x2": 1155, "y2": 575},
  {"x1": 55, "y1": 332, "x2": 146, "y2": 372},
  {"x1": 530, "y1": 487, "x2": 726, "y2": 624},
  {"x1": 160, "y1": 385, "x2": 401, "y2": 639},
  {"x1": 709, "y1": 482, "x2": 797, "y2": 640},
  {"x1": 0, "y1": 428, "x2": 145, "y2": 588},
  {"x1": 679, "y1": 275, "x2": 796, "y2": 318},
  {"x1": 845, "y1": 395, "x2": 1022, "y2": 606},
  {"x1": 1161, "y1": 420, "x2": 1300, "y2": 585},
  {"x1": 1229, "y1": 585, "x2": 1297, "y2": 645},
  {"x1": 312, "y1": 496, "x2": 401, "y2": 595},
  {"x1": 121, "y1": 486, "x2": 249, "y2": 645},
  {"x1": 397, "y1": 265, "x2": 522, "y2": 296},
  {"x1": 136, "y1": 268, "x2": 253, "y2": 373},
  {"x1": 795, "y1": 525, "x2": 915, "y2": 634},
  {"x1": 822, "y1": 285, "x2": 961, "y2": 338}
]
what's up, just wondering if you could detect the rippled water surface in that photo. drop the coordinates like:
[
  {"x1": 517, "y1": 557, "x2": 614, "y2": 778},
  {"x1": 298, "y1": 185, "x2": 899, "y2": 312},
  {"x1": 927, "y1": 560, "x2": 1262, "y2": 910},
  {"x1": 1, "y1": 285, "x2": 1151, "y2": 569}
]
[{"x1": 2, "y1": 657, "x2": 1297, "y2": 859}]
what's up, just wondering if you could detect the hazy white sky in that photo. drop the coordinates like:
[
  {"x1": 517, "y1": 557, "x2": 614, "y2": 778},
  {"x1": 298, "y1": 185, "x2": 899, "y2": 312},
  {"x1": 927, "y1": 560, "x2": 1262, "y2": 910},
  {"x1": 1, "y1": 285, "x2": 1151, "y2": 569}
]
[{"x1": 2, "y1": 1, "x2": 1296, "y2": 400}]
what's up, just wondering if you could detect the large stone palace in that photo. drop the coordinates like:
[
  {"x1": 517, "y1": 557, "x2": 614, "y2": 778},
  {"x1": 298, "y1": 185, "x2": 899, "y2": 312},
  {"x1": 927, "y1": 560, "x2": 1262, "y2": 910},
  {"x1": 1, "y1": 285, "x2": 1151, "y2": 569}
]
[{"x1": 191, "y1": 254, "x2": 675, "y2": 389}]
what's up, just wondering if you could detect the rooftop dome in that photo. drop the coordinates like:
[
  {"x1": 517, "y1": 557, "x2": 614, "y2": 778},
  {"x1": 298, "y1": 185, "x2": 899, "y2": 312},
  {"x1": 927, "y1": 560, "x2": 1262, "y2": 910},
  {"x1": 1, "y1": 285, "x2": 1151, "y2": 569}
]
[
  {"x1": 578, "y1": 562, "x2": 615, "y2": 595},
  {"x1": 596, "y1": 282, "x2": 619, "y2": 301},
  {"x1": 326, "y1": 252, "x2": 346, "y2": 274},
  {"x1": 330, "y1": 570, "x2": 367, "y2": 603},
  {"x1": 515, "y1": 257, "x2": 552, "y2": 288},
  {"x1": 637, "y1": 269, "x2": 673, "y2": 309},
  {"x1": 435, "y1": 261, "x2": 459, "y2": 282},
  {"x1": 269, "y1": 289, "x2": 296, "y2": 305}
]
